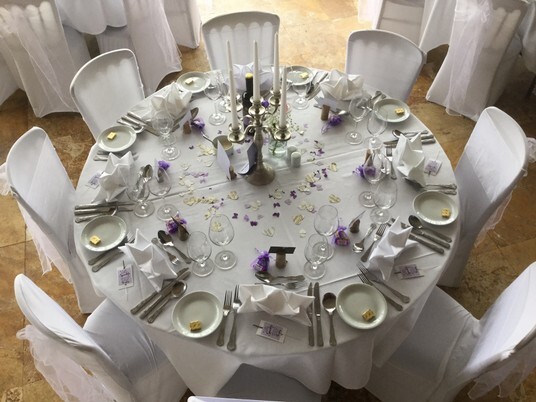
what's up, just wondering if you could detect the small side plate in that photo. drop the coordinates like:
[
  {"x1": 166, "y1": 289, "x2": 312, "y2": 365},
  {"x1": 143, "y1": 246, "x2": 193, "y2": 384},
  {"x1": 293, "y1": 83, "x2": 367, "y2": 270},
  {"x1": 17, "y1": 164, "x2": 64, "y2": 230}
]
[
  {"x1": 81, "y1": 215, "x2": 127, "y2": 252},
  {"x1": 413, "y1": 190, "x2": 458, "y2": 226},
  {"x1": 286, "y1": 66, "x2": 314, "y2": 84},
  {"x1": 336, "y1": 283, "x2": 387, "y2": 330},
  {"x1": 374, "y1": 98, "x2": 410, "y2": 123},
  {"x1": 97, "y1": 125, "x2": 136, "y2": 153},
  {"x1": 176, "y1": 72, "x2": 210, "y2": 93},
  {"x1": 172, "y1": 291, "x2": 223, "y2": 338}
]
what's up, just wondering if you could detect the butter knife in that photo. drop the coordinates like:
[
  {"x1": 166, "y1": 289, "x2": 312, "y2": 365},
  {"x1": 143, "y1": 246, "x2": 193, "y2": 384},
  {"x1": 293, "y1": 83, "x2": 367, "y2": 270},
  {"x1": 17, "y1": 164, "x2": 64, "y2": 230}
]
[
  {"x1": 314, "y1": 282, "x2": 323, "y2": 347},
  {"x1": 126, "y1": 112, "x2": 158, "y2": 135},
  {"x1": 389, "y1": 220, "x2": 445, "y2": 254},
  {"x1": 358, "y1": 263, "x2": 410, "y2": 304},
  {"x1": 409, "y1": 227, "x2": 450, "y2": 249},
  {"x1": 307, "y1": 283, "x2": 314, "y2": 346}
]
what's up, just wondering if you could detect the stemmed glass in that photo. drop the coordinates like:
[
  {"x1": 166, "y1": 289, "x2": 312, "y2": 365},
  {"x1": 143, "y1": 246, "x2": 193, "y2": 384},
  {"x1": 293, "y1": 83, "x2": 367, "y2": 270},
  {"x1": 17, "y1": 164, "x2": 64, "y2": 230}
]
[
  {"x1": 370, "y1": 178, "x2": 398, "y2": 224},
  {"x1": 187, "y1": 231, "x2": 215, "y2": 277},
  {"x1": 346, "y1": 97, "x2": 370, "y2": 145},
  {"x1": 153, "y1": 110, "x2": 180, "y2": 160},
  {"x1": 359, "y1": 150, "x2": 388, "y2": 208},
  {"x1": 148, "y1": 166, "x2": 177, "y2": 221},
  {"x1": 304, "y1": 234, "x2": 329, "y2": 279},
  {"x1": 204, "y1": 72, "x2": 226, "y2": 126},
  {"x1": 314, "y1": 205, "x2": 339, "y2": 260},
  {"x1": 367, "y1": 110, "x2": 388, "y2": 149},
  {"x1": 291, "y1": 80, "x2": 311, "y2": 109},
  {"x1": 126, "y1": 168, "x2": 154, "y2": 218},
  {"x1": 208, "y1": 214, "x2": 237, "y2": 270}
]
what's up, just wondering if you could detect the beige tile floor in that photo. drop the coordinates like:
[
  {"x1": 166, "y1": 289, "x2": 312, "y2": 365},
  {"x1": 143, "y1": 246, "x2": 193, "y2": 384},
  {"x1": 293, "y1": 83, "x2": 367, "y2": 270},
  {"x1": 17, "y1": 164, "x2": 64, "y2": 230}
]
[{"x1": 1, "y1": 0, "x2": 535, "y2": 400}]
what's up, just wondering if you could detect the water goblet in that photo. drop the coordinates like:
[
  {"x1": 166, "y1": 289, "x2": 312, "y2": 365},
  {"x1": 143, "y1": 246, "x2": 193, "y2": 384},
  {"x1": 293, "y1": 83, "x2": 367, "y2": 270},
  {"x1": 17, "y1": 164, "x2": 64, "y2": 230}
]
[
  {"x1": 208, "y1": 214, "x2": 237, "y2": 270},
  {"x1": 359, "y1": 150, "x2": 388, "y2": 208},
  {"x1": 314, "y1": 205, "x2": 339, "y2": 259},
  {"x1": 187, "y1": 231, "x2": 215, "y2": 277},
  {"x1": 370, "y1": 178, "x2": 398, "y2": 224},
  {"x1": 148, "y1": 166, "x2": 177, "y2": 221},
  {"x1": 292, "y1": 80, "x2": 311, "y2": 109},
  {"x1": 153, "y1": 110, "x2": 180, "y2": 160},
  {"x1": 367, "y1": 109, "x2": 388, "y2": 149},
  {"x1": 204, "y1": 72, "x2": 227, "y2": 126},
  {"x1": 304, "y1": 234, "x2": 329, "y2": 279},
  {"x1": 126, "y1": 170, "x2": 154, "y2": 218},
  {"x1": 345, "y1": 97, "x2": 370, "y2": 145}
]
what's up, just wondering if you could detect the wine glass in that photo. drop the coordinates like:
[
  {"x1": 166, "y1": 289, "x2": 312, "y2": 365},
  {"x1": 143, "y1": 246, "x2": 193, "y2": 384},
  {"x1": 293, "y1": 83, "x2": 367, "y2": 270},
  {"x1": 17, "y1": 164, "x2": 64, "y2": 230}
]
[
  {"x1": 366, "y1": 109, "x2": 388, "y2": 149},
  {"x1": 126, "y1": 169, "x2": 154, "y2": 218},
  {"x1": 187, "y1": 231, "x2": 215, "y2": 277},
  {"x1": 291, "y1": 80, "x2": 311, "y2": 109},
  {"x1": 148, "y1": 167, "x2": 177, "y2": 221},
  {"x1": 359, "y1": 150, "x2": 388, "y2": 208},
  {"x1": 304, "y1": 234, "x2": 329, "y2": 279},
  {"x1": 346, "y1": 97, "x2": 370, "y2": 145},
  {"x1": 208, "y1": 214, "x2": 237, "y2": 270},
  {"x1": 370, "y1": 178, "x2": 398, "y2": 224},
  {"x1": 204, "y1": 72, "x2": 226, "y2": 126},
  {"x1": 314, "y1": 205, "x2": 339, "y2": 260},
  {"x1": 153, "y1": 110, "x2": 180, "y2": 160}
]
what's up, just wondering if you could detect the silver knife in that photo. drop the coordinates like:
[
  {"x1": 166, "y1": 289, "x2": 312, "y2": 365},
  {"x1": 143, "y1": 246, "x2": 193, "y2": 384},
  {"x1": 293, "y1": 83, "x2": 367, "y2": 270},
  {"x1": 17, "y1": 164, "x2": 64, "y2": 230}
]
[
  {"x1": 91, "y1": 248, "x2": 124, "y2": 272},
  {"x1": 409, "y1": 227, "x2": 450, "y2": 249},
  {"x1": 389, "y1": 220, "x2": 445, "y2": 254},
  {"x1": 358, "y1": 263, "x2": 410, "y2": 304},
  {"x1": 314, "y1": 282, "x2": 323, "y2": 347},
  {"x1": 307, "y1": 283, "x2": 314, "y2": 346},
  {"x1": 126, "y1": 112, "x2": 158, "y2": 135},
  {"x1": 75, "y1": 201, "x2": 134, "y2": 210}
]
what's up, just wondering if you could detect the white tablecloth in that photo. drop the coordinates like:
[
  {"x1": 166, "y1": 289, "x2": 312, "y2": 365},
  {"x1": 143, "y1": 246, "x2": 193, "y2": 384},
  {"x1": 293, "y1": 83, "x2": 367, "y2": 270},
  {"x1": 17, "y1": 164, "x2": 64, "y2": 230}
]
[{"x1": 74, "y1": 79, "x2": 460, "y2": 395}]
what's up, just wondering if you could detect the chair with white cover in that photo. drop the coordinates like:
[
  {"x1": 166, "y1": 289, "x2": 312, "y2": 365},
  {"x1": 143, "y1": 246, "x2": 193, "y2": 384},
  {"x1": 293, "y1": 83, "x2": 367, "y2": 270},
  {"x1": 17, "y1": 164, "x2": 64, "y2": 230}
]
[
  {"x1": 202, "y1": 11, "x2": 280, "y2": 72},
  {"x1": 345, "y1": 29, "x2": 425, "y2": 101},
  {"x1": 96, "y1": 0, "x2": 181, "y2": 95},
  {"x1": 439, "y1": 106, "x2": 528, "y2": 288},
  {"x1": 365, "y1": 261, "x2": 536, "y2": 402},
  {"x1": 15, "y1": 274, "x2": 187, "y2": 402},
  {"x1": 0, "y1": 52, "x2": 17, "y2": 105},
  {"x1": 0, "y1": 0, "x2": 90, "y2": 117},
  {"x1": 163, "y1": 0, "x2": 202, "y2": 48},
  {"x1": 426, "y1": 0, "x2": 528, "y2": 121},
  {"x1": 6, "y1": 127, "x2": 103, "y2": 313},
  {"x1": 70, "y1": 48, "x2": 145, "y2": 140}
]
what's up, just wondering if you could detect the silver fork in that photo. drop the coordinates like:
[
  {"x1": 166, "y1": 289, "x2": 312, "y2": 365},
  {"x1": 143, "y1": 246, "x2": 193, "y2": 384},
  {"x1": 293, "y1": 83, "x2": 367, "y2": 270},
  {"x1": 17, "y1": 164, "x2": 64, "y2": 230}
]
[
  {"x1": 90, "y1": 231, "x2": 135, "y2": 272},
  {"x1": 227, "y1": 285, "x2": 242, "y2": 351},
  {"x1": 352, "y1": 223, "x2": 377, "y2": 253},
  {"x1": 216, "y1": 290, "x2": 232, "y2": 346},
  {"x1": 358, "y1": 264, "x2": 410, "y2": 303},
  {"x1": 358, "y1": 273, "x2": 403, "y2": 311},
  {"x1": 360, "y1": 223, "x2": 387, "y2": 262}
]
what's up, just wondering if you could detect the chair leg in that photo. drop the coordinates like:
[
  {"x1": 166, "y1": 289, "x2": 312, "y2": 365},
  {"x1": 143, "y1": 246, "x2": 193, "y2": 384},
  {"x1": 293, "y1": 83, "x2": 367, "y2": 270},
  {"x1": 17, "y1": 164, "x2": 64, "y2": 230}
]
[{"x1": 527, "y1": 74, "x2": 536, "y2": 97}]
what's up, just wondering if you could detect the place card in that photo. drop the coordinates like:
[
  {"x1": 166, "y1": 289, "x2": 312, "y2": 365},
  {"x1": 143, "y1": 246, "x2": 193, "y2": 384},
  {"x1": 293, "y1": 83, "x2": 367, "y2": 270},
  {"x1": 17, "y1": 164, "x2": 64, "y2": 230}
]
[
  {"x1": 237, "y1": 142, "x2": 257, "y2": 175},
  {"x1": 86, "y1": 171, "x2": 102, "y2": 189},
  {"x1": 216, "y1": 141, "x2": 232, "y2": 180},
  {"x1": 424, "y1": 159, "x2": 442, "y2": 176},
  {"x1": 269, "y1": 246, "x2": 296, "y2": 268},
  {"x1": 394, "y1": 264, "x2": 423, "y2": 279},
  {"x1": 117, "y1": 261, "x2": 134, "y2": 289},
  {"x1": 255, "y1": 320, "x2": 287, "y2": 343}
]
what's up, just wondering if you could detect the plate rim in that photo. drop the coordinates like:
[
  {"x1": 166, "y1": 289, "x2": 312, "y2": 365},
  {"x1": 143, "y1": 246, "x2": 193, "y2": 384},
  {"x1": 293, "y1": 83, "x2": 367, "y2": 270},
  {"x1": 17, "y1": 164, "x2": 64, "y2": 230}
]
[
  {"x1": 81, "y1": 215, "x2": 127, "y2": 252},
  {"x1": 336, "y1": 283, "x2": 388, "y2": 330},
  {"x1": 285, "y1": 65, "x2": 314, "y2": 84},
  {"x1": 176, "y1": 71, "x2": 209, "y2": 93},
  {"x1": 413, "y1": 190, "x2": 458, "y2": 226},
  {"x1": 172, "y1": 290, "x2": 223, "y2": 338},
  {"x1": 97, "y1": 125, "x2": 137, "y2": 153},
  {"x1": 373, "y1": 98, "x2": 410, "y2": 123}
]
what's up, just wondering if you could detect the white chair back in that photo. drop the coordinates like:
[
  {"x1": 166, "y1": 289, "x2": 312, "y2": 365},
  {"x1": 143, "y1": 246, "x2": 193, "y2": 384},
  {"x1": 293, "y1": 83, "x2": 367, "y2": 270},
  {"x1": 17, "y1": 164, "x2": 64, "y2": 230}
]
[
  {"x1": 372, "y1": 0, "x2": 425, "y2": 45},
  {"x1": 202, "y1": 11, "x2": 280, "y2": 72},
  {"x1": 0, "y1": 52, "x2": 17, "y2": 105},
  {"x1": 425, "y1": 0, "x2": 528, "y2": 120},
  {"x1": 345, "y1": 29, "x2": 425, "y2": 101},
  {"x1": 6, "y1": 127, "x2": 103, "y2": 313},
  {"x1": 439, "y1": 106, "x2": 528, "y2": 287},
  {"x1": 0, "y1": 0, "x2": 90, "y2": 117},
  {"x1": 163, "y1": 0, "x2": 202, "y2": 48},
  {"x1": 70, "y1": 48, "x2": 145, "y2": 140}
]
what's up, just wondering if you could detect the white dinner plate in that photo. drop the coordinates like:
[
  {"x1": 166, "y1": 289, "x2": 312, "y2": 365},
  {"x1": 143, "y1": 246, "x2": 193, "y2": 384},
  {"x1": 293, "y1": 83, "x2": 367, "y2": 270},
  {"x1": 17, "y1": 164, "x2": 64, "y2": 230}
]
[
  {"x1": 336, "y1": 283, "x2": 388, "y2": 330},
  {"x1": 286, "y1": 66, "x2": 314, "y2": 84},
  {"x1": 81, "y1": 215, "x2": 127, "y2": 252},
  {"x1": 172, "y1": 291, "x2": 223, "y2": 338},
  {"x1": 176, "y1": 72, "x2": 210, "y2": 93},
  {"x1": 413, "y1": 190, "x2": 459, "y2": 226},
  {"x1": 97, "y1": 125, "x2": 136, "y2": 153},
  {"x1": 373, "y1": 98, "x2": 410, "y2": 123}
]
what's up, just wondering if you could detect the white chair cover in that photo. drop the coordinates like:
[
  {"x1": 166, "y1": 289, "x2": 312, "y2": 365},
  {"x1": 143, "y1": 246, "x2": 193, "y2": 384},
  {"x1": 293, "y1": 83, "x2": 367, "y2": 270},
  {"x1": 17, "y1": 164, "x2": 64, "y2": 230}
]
[
  {"x1": 56, "y1": 0, "x2": 126, "y2": 35},
  {"x1": 519, "y1": 1, "x2": 536, "y2": 74},
  {"x1": 426, "y1": 0, "x2": 528, "y2": 121},
  {"x1": 0, "y1": 0, "x2": 90, "y2": 117},
  {"x1": 371, "y1": 0, "x2": 426, "y2": 46},
  {"x1": 70, "y1": 49, "x2": 145, "y2": 140},
  {"x1": 15, "y1": 274, "x2": 187, "y2": 402},
  {"x1": 164, "y1": 0, "x2": 201, "y2": 48},
  {"x1": 97, "y1": 0, "x2": 181, "y2": 95},
  {"x1": 345, "y1": 29, "x2": 425, "y2": 101},
  {"x1": 0, "y1": 51, "x2": 17, "y2": 104},
  {"x1": 202, "y1": 11, "x2": 280, "y2": 72},
  {"x1": 439, "y1": 106, "x2": 529, "y2": 287},
  {"x1": 6, "y1": 127, "x2": 103, "y2": 313},
  {"x1": 366, "y1": 261, "x2": 536, "y2": 402}
]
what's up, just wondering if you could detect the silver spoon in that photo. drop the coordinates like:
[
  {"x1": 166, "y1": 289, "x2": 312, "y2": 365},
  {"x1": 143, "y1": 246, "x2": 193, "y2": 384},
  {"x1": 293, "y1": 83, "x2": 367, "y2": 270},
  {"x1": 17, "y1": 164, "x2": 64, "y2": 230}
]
[
  {"x1": 392, "y1": 129, "x2": 429, "y2": 138},
  {"x1": 157, "y1": 230, "x2": 192, "y2": 263},
  {"x1": 322, "y1": 292, "x2": 337, "y2": 346},
  {"x1": 255, "y1": 271, "x2": 306, "y2": 284},
  {"x1": 352, "y1": 223, "x2": 377, "y2": 253},
  {"x1": 151, "y1": 238, "x2": 181, "y2": 266},
  {"x1": 147, "y1": 280, "x2": 187, "y2": 323},
  {"x1": 408, "y1": 215, "x2": 452, "y2": 243}
]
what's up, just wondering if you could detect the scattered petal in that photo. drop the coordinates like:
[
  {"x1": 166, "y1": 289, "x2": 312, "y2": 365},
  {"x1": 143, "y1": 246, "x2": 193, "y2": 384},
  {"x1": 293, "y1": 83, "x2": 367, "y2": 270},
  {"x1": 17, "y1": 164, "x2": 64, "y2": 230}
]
[
  {"x1": 263, "y1": 227, "x2": 275, "y2": 237},
  {"x1": 329, "y1": 194, "x2": 341, "y2": 203},
  {"x1": 328, "y1": 162, "x2": 338, "y2": 172},
  {"x1": 299, "y1": 229, "x2": 307, "y2": 238},
  {"x1": 293, "y1": 214, "x2": 304, "y2": 225},
  {"x1": 228, "y1": 191, "x2": 239, "y2": 200}
]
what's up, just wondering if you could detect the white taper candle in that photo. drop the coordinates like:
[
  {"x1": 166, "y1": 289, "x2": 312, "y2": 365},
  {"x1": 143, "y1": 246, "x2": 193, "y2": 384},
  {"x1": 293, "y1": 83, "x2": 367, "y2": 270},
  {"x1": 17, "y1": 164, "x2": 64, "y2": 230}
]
[
  {"x1": 226, "y1": 41, "x2": 239, "y2": 129},
  {"x1": 273, "y1": 33, "x2": 280, "y2": 93},
  {"x1": 253, "y1": 41, "x2": 260, "y2": 102},
  {"x1": 279, "y1": 67, "x2": 287, "y2": 127}
]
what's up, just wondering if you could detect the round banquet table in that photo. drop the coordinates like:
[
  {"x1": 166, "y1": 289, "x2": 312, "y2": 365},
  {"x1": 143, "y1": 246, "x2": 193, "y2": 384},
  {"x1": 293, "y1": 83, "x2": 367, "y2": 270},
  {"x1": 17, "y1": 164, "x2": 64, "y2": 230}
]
[{"x1": 74, "y1": 76, "x2": 461, "y2": 396}]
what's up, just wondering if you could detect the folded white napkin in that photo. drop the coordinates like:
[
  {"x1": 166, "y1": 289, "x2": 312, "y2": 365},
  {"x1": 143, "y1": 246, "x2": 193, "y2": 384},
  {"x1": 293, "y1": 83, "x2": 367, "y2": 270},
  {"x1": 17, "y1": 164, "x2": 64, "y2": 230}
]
[
  {"x1": 119, "y1": 229, "x2": 176, "y2": 291},
  {"x1": 320, "y1": 69, "x2": 364, "y2": 101},
  {"x1": 393, "y1": 133, "x2": 426, "y2": 186},
  {"x1": 92, "y1": 152, "x2": 134, "y2": 202},
  {"x1": 368, "y1": 218, "x2": 416, "y2": 281},
  {"x1": 232, "y1": 63, "x2": 273, "y2": 93},
  {"x1": 237, "y1": 284, "x2": 314, "y2": 326},
  {"x1": 130, "y1": 82, "x2": 192, "y2": 121}
]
